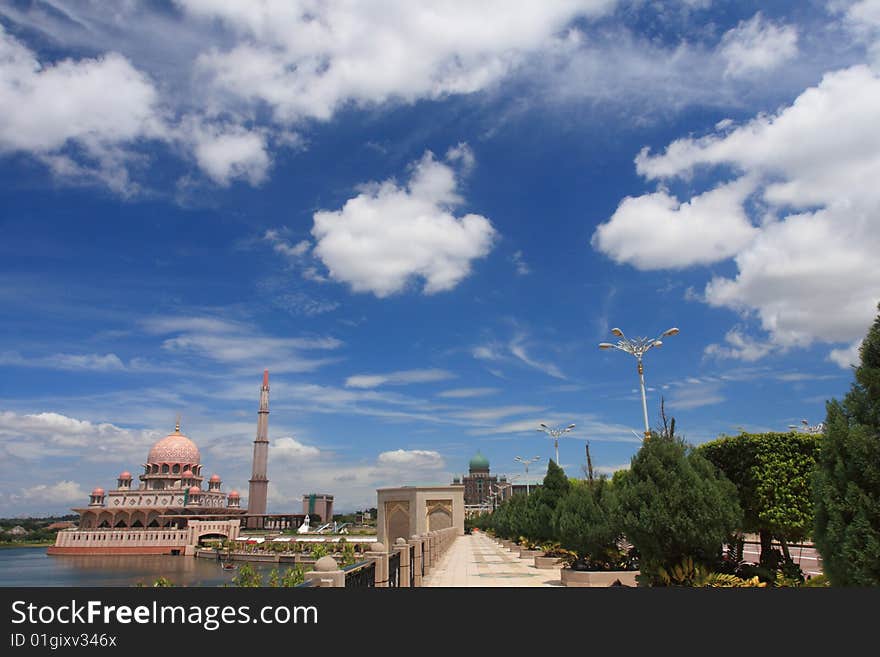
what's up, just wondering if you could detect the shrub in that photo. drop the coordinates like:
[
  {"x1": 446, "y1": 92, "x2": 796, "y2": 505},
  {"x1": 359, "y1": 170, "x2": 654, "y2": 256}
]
[
  {"x1": 232, "y1": 564, "x2": 262, "y2": 587},
  {"x1": 613, "y1": 434, "x2": 742, "y2": 585}
]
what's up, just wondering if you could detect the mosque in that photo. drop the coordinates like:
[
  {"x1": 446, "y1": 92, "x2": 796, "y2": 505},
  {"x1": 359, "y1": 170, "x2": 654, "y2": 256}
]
[{"x1": 49, "y1": 370, "x2": 304, "y2": 555}]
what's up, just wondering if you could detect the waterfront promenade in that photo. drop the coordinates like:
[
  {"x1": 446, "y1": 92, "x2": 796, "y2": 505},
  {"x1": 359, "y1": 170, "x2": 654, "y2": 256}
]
[{"x1": 423, "y1": 532, "x2": 561, "y2": 587}]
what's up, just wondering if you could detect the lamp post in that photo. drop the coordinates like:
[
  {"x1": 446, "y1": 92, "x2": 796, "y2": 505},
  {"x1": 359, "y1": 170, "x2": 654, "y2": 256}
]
[
  {"x1": 788, "y1": 419, "x2": 825, "y2": 434},
  {"x1": 514, "y1": 456, "x2": 541, "y2": 495},
  {"x1": 537, "y1": 423, "x2": 575, "y2": 465},
  {"x1": 599, "y1": 326, "x2": 679, "y2": 440}
]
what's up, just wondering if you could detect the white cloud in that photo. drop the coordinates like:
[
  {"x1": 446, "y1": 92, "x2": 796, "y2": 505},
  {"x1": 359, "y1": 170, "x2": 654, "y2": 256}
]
[
  {"x1": 189, "y1": 122, "x2": 270, "y2": 186},
  {"x1": 377, "y1": 449, "x2": 445, "y2": 470},
  {"x1": 719, "y1": 12, "x2": 798, "y2": 78},
  {"x1": 182, "y1": 1, "x2": 617, "y2": 123},
  {"x1": 602, "y1": 65, "x2": 880, "y2": 361},
  {"x1": 17, "y1": 480, "x2": 89, "y2": 505},
  {"x1": 0, "y1": 352, "x2": 125, "y2": 372},
  {"x1": 592, "y1": 178, "x2": 758, "y2": 270},
  {"x1": 311, "y1": 149, "x2": 497, "y2": 296},
  {"x1": 144, "y1": 315, "x2": 342, "y2": 373},
  {"x1": 436, "y1": 387, "x2": 500, "y2": 399},
  {"x1": 0, "y1": 410, "x2": 159, "y2": 462},
  {"x1": 345, "y1": 369, "x2": 455, "y2": 389},
  {"x1": 511, "y1": 250, "x2": 531, "y2": 275},
  {"x1": 272, "y1": 437, "x2": 321, "y2": 459},
  {"x1": 454, "y1": 406, "x2": 546, "y2": 422},
  {"x1": 829, "y1": 341, "x2": 862, "y2": 369},
  {"x1": 0, "y1": 26, "x2": 165, "y2": 193},
  {"x1": 473, "y1": 333, "x2": 566, "y2": 379},
  {"x1": 704, "y1": 328, "x2": 774, "y2": 363}
]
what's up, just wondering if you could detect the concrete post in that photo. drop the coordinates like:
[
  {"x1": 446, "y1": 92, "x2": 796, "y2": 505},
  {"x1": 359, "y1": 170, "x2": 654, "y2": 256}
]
[
  {"x1": 366, "y1": 542, "x2": 389, "y2": 588},
  {"x1": 410, "y1": 535, "x2": 423, "y2": 587},
  {"x1": 303, "y1": 555, "x2": 344, "y2": 587},
  {"x1": 394, "y1": 537, "x2": 410, "y2": 588},
  {"x1": 420, "y1": 533, "x2": 432, "y2": 572}
]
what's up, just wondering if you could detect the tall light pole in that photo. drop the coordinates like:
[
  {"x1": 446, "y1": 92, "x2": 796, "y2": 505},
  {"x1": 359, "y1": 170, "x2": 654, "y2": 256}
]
[
  {"x1": 514, "y1": 456, "x2": 541, "y2": 495},
  {"x1": 537, "y1": 423, "x2": 575, "y2": 465},
  {"x1": 788, "y1": 419, "x2": 825, "y2": 434},
  {"x1": 599, "y1": 326, "x2": 679, "y2": 440}
]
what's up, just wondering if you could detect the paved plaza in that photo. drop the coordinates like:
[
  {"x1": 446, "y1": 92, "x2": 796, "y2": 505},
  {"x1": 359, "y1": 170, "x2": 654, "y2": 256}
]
[{"x1": 423, "y1": 532, "x2": 562, "y2": 587}]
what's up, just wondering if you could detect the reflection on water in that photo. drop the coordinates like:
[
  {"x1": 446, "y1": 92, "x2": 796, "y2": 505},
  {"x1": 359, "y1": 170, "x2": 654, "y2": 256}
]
[{"x1": 0, "y1": 547, "x2": 281, "y2": 587}]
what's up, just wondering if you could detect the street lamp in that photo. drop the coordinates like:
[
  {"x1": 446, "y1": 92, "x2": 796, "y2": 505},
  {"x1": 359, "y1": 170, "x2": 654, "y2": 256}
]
[
  {"x1": 788, "y1": 419, "x2": 825, "y2": 434},
  {"x1": 599, "y1": 326, "x2": 679, "y2": 440},
  {"x1": 537, "y1": 422, "x2": 575, "y2": 465},
  {"x1": 514, "y1": 456, "x2": 542, "y2": 495}
]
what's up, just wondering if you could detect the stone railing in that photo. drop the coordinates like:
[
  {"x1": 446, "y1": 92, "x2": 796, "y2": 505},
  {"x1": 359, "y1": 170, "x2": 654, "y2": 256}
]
[{"x1": 302, "y1": 527, "x2": 458, "y2": 587}]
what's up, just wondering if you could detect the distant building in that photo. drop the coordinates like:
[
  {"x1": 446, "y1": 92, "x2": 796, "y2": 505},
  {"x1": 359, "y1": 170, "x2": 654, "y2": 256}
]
[
  {"x1": 47, "y1": 521, "x2": 75, "y2": 531},
  {"x1": 8, "y1": 526, "x2": 26, "y2": 536},
  {"x1": 454, "y1": 451, "x2": 508, "y2": 508},
  {"x1": 302, "y1": 494, "x2": 334, "y2": 524}
]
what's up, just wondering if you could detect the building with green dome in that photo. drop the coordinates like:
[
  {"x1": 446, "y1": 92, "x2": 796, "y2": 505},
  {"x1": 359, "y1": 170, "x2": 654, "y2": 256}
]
[{"x1": 453, "y1": 451, "x2": 504, "y2": 507}]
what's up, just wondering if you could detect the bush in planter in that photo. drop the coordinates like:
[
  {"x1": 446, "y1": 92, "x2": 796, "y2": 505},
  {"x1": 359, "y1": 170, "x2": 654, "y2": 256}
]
[
  {"x1": 553, "y1": 478, "x2": 634, "y2": 571},
  {"x1": 520, "y1": 460, "x2": 571, "y2": 544},
  {"x1": 613, "y1": 433, "x2": 742, "y2": 586}
]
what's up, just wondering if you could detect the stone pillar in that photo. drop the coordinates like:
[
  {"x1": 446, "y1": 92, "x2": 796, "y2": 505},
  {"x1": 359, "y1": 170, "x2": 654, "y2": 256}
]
[
  {"x1": 409, "y1": 535, "x2": 423, "y2": 587},
  {"x1": 421, "y1": 533, "x2": 432, "y2": 572},
  {"x1": 366, "y1": 542, "x2": 389, "y2": 588},
  {"x1": 394, "y1": 537, "x2": 411, "y2": 588},
  {"x1": 430, "y1": 531, "x2": 438, "y2": 565},
  {"x1": 303, "y1": 555, "x2": 344, "y2": 587}
]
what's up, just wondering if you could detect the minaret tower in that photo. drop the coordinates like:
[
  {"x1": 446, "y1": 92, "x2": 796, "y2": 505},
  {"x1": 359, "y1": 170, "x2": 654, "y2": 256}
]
[{"x1": 247, "y1": 369, "x2": 270, "y2": 523}]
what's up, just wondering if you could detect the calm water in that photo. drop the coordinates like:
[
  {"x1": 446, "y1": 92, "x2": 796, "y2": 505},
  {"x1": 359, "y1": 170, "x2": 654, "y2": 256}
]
[{"x1": 0, "y1": 547, "x2": 283, "y2": 587}]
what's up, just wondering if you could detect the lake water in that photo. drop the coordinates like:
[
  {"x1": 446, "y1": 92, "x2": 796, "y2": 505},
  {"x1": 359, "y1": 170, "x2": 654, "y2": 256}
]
[{"x1": 0, "y1": 547, "x2": 284, "y2": 587}]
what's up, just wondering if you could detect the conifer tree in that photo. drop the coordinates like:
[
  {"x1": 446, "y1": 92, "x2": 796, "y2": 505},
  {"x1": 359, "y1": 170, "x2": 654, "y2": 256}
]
[{"x1": 813, "y1": 304, "x2": 880, "y2": 585}]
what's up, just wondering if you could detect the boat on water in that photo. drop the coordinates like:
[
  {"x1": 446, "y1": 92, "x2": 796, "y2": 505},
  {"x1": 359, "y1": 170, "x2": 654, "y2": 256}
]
[{"x1": 221, "y1": 562, "x2": 236, "y2": 570}]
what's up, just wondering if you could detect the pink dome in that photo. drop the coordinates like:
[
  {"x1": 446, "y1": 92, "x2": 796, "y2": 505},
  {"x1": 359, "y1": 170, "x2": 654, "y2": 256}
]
[
  {"x1": 91, "y1": 487, "x2": 104, "y2": 495},
  {"x1": 118, "y1": 471, "x2": 131, "y2": 479},
  {"x1": 188, "y1": 486, "x2": 201, "y2": 494},
  {"x1": 228, "y1": 490, "x2": 240, "y2": 498},
  {"x1": 209, "y1": 474, "x2": 221, "y2": 482},
  {"x1": 182, "y1": 469, "x2": 194, "y2": 478},
  {"x1": 147, "y1": 429, "x2": 200, "y2": 466}
]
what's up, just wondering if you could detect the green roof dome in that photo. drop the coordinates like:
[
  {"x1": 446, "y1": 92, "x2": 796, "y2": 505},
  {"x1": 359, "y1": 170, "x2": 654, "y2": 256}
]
[{"x1": 469, "y1": 452, "x2": 490, "y2": 471}]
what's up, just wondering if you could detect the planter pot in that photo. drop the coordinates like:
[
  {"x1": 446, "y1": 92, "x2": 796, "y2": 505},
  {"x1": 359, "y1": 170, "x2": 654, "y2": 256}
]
[
  {"x1": 561, "y1": 569, "x2": 640, "y2": 587},
  {"x1": 534, "y1": 555, "x2": 563, "y2": 569},
  {"x1": 518, "y1": 549, "x2": 543, "y2": 559}
]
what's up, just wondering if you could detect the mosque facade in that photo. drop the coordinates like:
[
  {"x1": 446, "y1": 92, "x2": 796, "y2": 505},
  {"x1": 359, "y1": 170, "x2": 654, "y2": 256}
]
[{"x1": 49, "y1": 371, "x2": 278, "y2": 555}]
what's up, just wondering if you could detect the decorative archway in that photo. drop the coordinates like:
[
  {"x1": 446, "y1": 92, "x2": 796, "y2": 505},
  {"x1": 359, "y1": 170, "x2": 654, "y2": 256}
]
[
  {"x1": 426, "y1": 500, "x2": 453, "y2": 531},
  {"x1": 385, "y1": 502, "x2": 410, "y2": 544}
]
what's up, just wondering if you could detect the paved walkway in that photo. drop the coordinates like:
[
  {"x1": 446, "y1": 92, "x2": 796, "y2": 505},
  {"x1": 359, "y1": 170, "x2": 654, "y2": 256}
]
[{"x1": 422, "y1": 532, "x2": 562, "y2": 587}]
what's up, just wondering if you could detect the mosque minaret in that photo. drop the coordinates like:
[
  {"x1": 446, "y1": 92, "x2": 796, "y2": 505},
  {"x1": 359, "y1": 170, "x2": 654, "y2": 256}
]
[{"x1": 247, "y1": 369, "x2": 270, "y2": 526}]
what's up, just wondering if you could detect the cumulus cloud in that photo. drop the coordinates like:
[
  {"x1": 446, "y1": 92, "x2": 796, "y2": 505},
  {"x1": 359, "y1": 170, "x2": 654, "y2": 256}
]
[
  {"x1": 829, "y1": 341, "x2": 862, "y2": 369},
  {"x1": 272, "y1": 437, "x2": 321, "y2": 460},
  {"x1": 719, "y1": 12, "x2": 798, "y2": 78},
  {"x1": 311, "y1": 149, "x2": 497, "y2": 296},
  {"x1": 345, "y1": 369, "x2": 455, "y2": 389},
  {"x1": 597, "y1": 65, "x2": 880, "y2": 362},
  {"x1": 181, "y1": 1, "x2": 616, "y2": 122},
  {"x1": 592, "y1": 178, "x2": 758, "y2": 269},
  {"x1": 704, "y1": 329, "x2": 774, "y2": 362},
  {"x1": 377, "y1": 449, "x2": 445, "y2": 470},
  {"x1": 188, "y1": 122, "x2": 271, "y2": 186},
  {"x1": 0, "y1": 26, "x2": 165, "y2": 193},
  {"x1": 0, "y1": 410, "x2": 158, "y2": 462}
]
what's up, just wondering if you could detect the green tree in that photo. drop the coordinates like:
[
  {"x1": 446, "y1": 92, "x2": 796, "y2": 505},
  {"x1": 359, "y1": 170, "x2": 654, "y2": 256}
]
[
  {"x1": 521, "y1": 460, "x2": 571, "y2": 543},
  {"x1": 814, "y1": 304, "x2": 880, "y2": 585},
  {"x1": 614, "y1": 434, "x2": 742, "y2": 585},
  {"x1": 698, "y1": 431, "x2": 820, "y2": 567},
  {"x1": 281, "y1": 566, "x2": 305, "y2": 587},
  {"x1": 553, "y1": 478, "x2": 621, "y2": 569},
  {"x1": 232, "y1": 563, "x2": 263, "y2": 587}
]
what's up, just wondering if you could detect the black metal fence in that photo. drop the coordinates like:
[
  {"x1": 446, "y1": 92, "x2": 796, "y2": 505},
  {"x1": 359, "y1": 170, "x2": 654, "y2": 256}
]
[
  {"x1": 388, "y1": 551, "x2": 400, "y2": 588},
  {"x1": 421, "y1": 541, "x2": 426, "y2": 576},
  {"x1": 409, "y1": 544, "x2": 416, "y2": 586},
  {"x1": 343, "y1": 560, "x2": 376, "y2": 588}
]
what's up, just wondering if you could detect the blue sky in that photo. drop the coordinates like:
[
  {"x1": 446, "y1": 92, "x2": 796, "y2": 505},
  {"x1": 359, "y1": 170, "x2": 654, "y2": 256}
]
[{"x1": 1, "y1": 1, "x2": 879, "y2": 514}]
